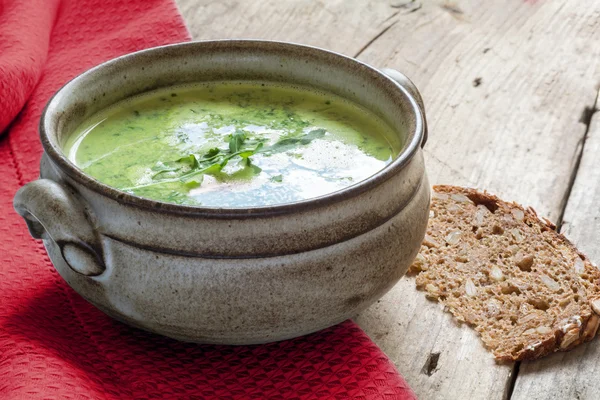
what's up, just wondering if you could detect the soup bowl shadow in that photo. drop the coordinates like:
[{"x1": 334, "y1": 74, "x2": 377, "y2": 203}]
[{"x1": 14, "y1": 40, "x2": 430, "y2": 344}]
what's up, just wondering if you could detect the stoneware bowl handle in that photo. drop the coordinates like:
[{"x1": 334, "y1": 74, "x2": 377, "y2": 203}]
[
  {"x1": 14, "y1": 179, "x2": 105, "y2": 276},
  {"x1": 380, "y1": 68, "x2": 428, "y2": 147}
]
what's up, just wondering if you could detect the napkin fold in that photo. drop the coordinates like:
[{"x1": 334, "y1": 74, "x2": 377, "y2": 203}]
[
  {"x1": 0, "y1": 0, "x2": 416, "y2": 398},
  {"x1": 0, "y1": 0, "x2": 60, "y2": 134}
]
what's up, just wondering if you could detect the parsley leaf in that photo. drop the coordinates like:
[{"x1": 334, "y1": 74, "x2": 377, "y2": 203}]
[
  {"x1": 244, "y1": 157, "x2": 262, "y2": 175},
  {"x1": 181, "y1": 174, "x2": 203, "y2": 188},
  {"x1": 202, "y1": 163, "x2": 223, "y2": 175},
  {"x1": 176, "y1": 154, "x2": 200, "y2": 169},
  {"x1": 228, "y1": 130, "x2": 246, "y2": 153},
  {"x1": 203, "y1": 148, "x2": 220, "y2": 160},
  {"x1": 238, "y1": 142, "x2": 264, "y2": 159},
  {"x1": 266, "y1": 129, "x2": 326, "y2": 154},
  {"x1": 150, "y1": 162, "x2": 181, "y2": 178},
  {"x1": 145, "y1": 129, "x2": 327, "y2": 191}
]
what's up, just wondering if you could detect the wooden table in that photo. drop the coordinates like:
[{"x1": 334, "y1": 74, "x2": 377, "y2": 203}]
[{"x1": 175, "y1": 1, "x2": 600, "y2": 398}]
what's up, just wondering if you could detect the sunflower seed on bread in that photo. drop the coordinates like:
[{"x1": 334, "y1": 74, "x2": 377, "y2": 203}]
[{"x1": 410, "y1": 185, "x2": 600, "y2": 361}]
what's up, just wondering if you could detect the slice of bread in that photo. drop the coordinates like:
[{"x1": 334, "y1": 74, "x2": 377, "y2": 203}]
[{"x1": 410, "y1": 185, "x2": 600, "y2": 361}]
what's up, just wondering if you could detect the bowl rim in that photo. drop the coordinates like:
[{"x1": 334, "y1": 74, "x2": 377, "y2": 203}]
[{"x1": 40, "y1": 39, "x2": 426, "y2": 217}]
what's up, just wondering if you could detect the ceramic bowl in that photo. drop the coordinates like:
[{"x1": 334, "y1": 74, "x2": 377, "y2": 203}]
[{"x1": 14, "y1": 40, "x2": 430, "y2": 344}]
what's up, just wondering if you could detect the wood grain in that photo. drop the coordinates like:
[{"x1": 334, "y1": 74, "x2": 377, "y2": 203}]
[
  {"x1": 174, "y1": 1, "x2": 600, "y2": 398},
  {"x1": 174, "y1": 0, "x2": 399, "y2": 56},
  {"x1": 510, "y1": 88, "x2": 600, "y2": 400},
  {"x1": 354, "y1": 1, "x2": 600, "y2": 398}
]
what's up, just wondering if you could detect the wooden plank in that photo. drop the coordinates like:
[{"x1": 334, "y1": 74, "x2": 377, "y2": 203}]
[
  {"x1": 510, "y1": 89, "x2": 600, "y2": 400},
  {"x1": 174, "y1": 0, "x2": 400, "y2": 56},
  {"x1": 353, "y1": 1, "x2": 600, "y2": 399},
  {"x1": 175, "y1": 1, "x2": 600, "y2": 398}
]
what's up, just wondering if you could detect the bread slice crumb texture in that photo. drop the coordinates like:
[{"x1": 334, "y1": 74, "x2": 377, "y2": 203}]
[{"x1": 410, "y1": 185, "x2": 600, "y2": 361}]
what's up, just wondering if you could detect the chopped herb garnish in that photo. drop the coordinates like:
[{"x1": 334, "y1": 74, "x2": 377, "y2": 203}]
[
  {"x1": 150, "y1": 162, "x2": 181, "y2": 178},
  {"x1": 203, "y1": 148, "x2": 220, "y2": 159},
  {"x1": 270, "y1": 174, "x2": 283, "y2": 183},
  {"x1": 228, "y1": 130, "x2": 247, "y2": 153},
  {"x1": 181, "y1": 174, "x2": 203, "y2": 188},
  {"x1": 176, "y1": 154, "x2": 200, "y2": 169},
  {"x1": 126, "y1": 129, "x2": 327, "y2": 192},
  {"x1": 267, "y1": 129, "x2": 326, "y2": 153}
]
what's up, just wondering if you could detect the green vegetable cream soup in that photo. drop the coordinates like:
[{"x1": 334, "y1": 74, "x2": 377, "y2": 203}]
[{"x1": 65, "y1": 82, "x2": 401, "y2": 207}]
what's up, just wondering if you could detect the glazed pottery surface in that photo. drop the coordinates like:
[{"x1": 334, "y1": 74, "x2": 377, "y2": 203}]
[{"x1": 14, "y1": 40, "x2": 430, "y2": 344}]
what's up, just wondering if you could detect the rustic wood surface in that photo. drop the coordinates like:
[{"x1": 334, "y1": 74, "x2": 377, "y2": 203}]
[
  {"x1": 511, "y1": 90, "x2": 600, "y2": 400},
  {"x1": 175, "y1": 0, "x2": 600, "y2": 398}
]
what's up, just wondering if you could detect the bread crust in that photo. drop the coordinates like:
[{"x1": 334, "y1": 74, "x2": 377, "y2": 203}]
[{"x1": 411, "y1": 185, "x2": 600, "y2": 361}]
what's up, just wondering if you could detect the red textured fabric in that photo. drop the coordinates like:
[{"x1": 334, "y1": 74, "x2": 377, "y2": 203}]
[
  {"x1": 0, "y1": 0, "x2": 61, "y2": 133},
  {"x1": 0, "y1": 0, "x2": 417, "y2": 399}
]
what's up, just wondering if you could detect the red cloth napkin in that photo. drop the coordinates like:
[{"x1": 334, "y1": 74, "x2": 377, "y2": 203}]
[{"x1": 0, "y1": 0, "x2": 417, "y2": 398}]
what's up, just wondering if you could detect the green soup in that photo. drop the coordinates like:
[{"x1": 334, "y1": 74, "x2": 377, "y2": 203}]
[{"x1": 65, "y1": 82, "x2": 400, "y2": 207}]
